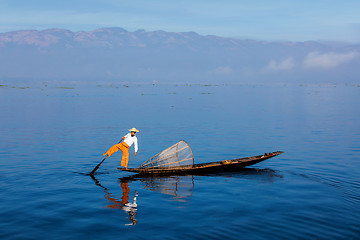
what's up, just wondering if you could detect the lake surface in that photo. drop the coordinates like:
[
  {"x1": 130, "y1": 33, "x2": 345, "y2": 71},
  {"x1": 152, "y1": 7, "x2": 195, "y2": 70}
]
[{"x1": 0, "y1": 82, "x2": 359, "y2": 239}]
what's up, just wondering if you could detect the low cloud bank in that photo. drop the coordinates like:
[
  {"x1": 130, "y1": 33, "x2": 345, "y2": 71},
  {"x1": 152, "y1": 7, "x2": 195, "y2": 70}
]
[
  {"x1": 265, "y1": 58, "x2": 295, "y2": 71},
  {"x1": 264, "y1": 52, "x2": 358, "y2": 73},
  {"x1": 303, "y1": 51, "x2": 358, "y2": 69}
]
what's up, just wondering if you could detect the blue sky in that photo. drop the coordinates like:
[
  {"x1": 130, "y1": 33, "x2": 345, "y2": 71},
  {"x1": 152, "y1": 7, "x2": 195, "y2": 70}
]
[{"x1": 1, "y1": 0, "x2": 360, "y2": 42}]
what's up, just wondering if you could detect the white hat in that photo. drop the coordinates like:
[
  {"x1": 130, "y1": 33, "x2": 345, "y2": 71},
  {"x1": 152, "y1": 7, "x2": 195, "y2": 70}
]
[{"x1": 129, "y1": 128, "x2": 139, "y2": 132}]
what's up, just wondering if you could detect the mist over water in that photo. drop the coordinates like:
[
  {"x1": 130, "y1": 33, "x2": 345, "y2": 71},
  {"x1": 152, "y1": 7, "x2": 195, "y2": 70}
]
[{"x1": 1, "y1": 82, "x2": 359, "y2": 239}]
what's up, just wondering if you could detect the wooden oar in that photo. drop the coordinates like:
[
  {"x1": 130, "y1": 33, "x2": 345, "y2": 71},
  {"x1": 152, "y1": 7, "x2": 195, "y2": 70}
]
[
  {"x1": 90, "y1": 139, "x2": 124, "y2": 176},
  {"x1": 90, "y1": 155, "x2": 108, "y2": 176}
]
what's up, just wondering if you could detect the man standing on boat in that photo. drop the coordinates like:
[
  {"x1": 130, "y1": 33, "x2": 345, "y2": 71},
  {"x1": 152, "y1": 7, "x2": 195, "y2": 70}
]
[{"x1": 103, "y1": 128, "x2": 139, "y2": 170}]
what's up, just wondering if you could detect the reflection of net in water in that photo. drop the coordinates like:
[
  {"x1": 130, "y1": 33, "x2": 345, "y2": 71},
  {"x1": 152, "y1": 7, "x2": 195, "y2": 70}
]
[
  {"x1": 140, "y1": 176, "x2": 194, "y2": 201},
  {"x1": 140, "y1": 141, "x2": 194, "y2": 168}
]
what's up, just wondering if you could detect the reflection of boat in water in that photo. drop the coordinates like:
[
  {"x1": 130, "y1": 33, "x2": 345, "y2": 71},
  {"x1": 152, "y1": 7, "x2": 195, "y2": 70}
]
[
  {"x1": 90, "y1": 167, "x2": 283, "y2": 225},
  {"x1": 119, "y1": 168, "x2": 282, "y2": 201},
  {"x1": 122, "y1": 175, "x2": 195, "y2": 202}
]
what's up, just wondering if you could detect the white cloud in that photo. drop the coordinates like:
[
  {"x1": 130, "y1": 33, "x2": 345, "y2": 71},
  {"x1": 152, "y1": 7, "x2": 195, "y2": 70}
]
[
  {"x1": 265, "y1": 57, "x2": 295, "y2": 71},
  {"x1": 303, "y1": 51, "x2": 358, "y2": 69}
]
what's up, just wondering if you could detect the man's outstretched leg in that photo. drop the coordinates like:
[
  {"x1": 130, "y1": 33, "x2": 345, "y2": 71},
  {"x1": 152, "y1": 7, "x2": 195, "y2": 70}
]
[{"x1": 103, "y1": 143, "x2": 121, "y2": 157}]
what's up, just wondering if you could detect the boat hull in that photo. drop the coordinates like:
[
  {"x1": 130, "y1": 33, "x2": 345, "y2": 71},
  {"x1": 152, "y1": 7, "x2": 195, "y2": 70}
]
[{"x1": 119, "y1": 151, "x2": 284, "y2": 175}]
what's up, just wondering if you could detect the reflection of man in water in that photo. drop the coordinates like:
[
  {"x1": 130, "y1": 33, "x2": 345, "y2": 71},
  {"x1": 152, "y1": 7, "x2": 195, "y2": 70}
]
[
  {"x1": 120, "y1": 181, "x2": 130, "y2": 205},
  {"x1": 104, "y1": 181, "x2": 138, "y2": 225}
]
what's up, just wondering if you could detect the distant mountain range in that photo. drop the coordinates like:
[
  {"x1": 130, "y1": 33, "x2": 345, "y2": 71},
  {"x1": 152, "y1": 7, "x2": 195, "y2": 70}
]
[{"x1": 0, "y1": 28, "x2": 359, "y2": 83}]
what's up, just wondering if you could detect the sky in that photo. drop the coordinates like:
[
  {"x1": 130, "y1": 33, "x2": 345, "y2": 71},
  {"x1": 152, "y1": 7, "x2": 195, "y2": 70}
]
[{"x1": 0, "y1": 0, "x2": 360, "y2": 42}]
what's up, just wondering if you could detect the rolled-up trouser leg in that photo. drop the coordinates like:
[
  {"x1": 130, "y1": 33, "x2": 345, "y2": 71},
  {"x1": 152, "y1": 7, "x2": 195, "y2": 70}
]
[{"x1": 103, "y1": 143, "x2": 121, "y2": 157}]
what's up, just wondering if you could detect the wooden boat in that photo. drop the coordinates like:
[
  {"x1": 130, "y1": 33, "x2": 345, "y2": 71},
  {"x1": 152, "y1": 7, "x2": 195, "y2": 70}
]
[{"x1": 119, "y1": 151, "x2": 284, "y2": 175}]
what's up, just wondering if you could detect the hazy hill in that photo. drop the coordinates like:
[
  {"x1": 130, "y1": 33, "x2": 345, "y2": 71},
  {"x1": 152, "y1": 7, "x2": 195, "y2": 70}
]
[{"x1": 0, "y1": 28, "x2": 359, "y2": 83}]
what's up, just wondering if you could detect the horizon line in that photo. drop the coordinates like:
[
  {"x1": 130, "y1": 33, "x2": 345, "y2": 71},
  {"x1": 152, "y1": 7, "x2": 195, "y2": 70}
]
[{"x1": 1, "y1": 26, "x2": 359, "y2": 45}]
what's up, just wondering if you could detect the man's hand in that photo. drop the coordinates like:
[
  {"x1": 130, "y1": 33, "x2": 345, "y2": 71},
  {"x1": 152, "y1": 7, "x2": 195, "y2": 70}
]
[{"x1": 134, "y1": 152, "x2": 137, "y2": 156}]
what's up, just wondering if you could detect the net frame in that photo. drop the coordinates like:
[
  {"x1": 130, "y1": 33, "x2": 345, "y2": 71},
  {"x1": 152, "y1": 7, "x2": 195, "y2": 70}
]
[{"x1": 140, "y1": 140, "x2": 194, "y2": 168}]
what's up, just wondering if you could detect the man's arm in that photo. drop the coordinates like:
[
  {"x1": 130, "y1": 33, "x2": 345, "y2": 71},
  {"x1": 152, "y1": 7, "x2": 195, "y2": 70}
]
[{"x1": 134, "y1": 138, "x2": 138, "y2": 156}]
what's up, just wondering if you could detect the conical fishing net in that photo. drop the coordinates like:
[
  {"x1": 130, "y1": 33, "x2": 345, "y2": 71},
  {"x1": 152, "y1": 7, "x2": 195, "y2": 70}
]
[{"x1": 140, "y1": 141, "x2": 194, "y2": 168}]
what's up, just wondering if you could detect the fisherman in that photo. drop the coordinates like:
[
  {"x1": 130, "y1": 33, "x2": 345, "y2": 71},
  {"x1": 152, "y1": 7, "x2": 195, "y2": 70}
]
[{"x1": 103, "y1": 128, "x2": 139, "y2": 170}]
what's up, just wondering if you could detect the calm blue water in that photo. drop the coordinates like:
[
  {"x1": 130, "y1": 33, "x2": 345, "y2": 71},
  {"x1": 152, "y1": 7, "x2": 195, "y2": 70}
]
[{"x1": 0, "y1": 82, "x2": 359, "y2": 239}]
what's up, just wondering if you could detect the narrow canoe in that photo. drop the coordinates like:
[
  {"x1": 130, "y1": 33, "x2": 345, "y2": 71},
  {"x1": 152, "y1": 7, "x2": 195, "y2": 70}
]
[{"x1": 119, "y1": 151, "x2": 284, "y2": 175}]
